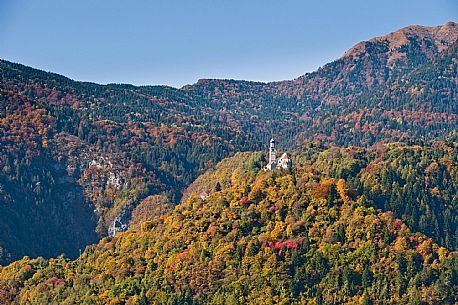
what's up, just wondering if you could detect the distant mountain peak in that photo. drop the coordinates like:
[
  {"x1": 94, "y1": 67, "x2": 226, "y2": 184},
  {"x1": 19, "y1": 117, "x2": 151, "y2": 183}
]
[{"x1": 341, "y1": 21, "x2": 458, "y2": 61}]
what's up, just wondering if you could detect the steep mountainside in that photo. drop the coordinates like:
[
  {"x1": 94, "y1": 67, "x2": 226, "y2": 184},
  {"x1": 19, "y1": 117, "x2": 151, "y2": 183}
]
[
  {"x1": 0, "y1": 22, "x2": 457, "y2": 264},
  {"x1": 0, "y1": 92, "x2": 98, "y2": 263},
  {"x1": 0, "y1": 64, "x2": 256, "y2": 264},
  {"x1": 184, "y1": 22, "x2": 458, "y2": 146},
  {"x1": 293, "y1": 38, "x2": 458, "y2": 146},
  {"x1": 0, "y1": 147, "x2": 456, "y2": 304}
]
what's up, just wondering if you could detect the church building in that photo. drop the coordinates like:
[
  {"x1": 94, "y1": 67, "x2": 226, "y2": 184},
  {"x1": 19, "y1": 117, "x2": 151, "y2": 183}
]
[{"x1": 264, "y1": 138, "x2": 292, "y2": 171}]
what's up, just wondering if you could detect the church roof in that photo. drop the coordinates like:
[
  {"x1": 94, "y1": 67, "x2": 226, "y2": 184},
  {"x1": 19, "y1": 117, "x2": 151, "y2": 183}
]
[{"x1": 279, "y1": 153, "x2": 290, "y2": 160}]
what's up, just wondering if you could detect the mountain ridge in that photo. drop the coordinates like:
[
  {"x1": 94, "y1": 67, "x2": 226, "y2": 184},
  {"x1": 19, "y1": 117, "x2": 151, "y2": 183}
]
[{"x1": 3, "y1": 21, "x2": 457, "y2": 91}]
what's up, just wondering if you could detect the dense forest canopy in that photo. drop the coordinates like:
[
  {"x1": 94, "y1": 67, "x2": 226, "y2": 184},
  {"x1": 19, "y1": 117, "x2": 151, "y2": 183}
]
[
  {"x1": 0, "y1": 147, "x2": 456, "y2": 304},
  {"x1": 0, "y1": 21, "x2": 457, "y2": 303}
]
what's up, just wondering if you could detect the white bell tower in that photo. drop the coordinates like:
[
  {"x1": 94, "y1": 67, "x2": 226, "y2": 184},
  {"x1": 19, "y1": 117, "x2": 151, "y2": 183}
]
[{"x1": 269, "y1": 138, "x2": 276, "y2": 164}]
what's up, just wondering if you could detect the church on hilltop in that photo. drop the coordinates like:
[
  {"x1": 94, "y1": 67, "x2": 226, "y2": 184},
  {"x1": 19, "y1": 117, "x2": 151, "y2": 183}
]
[{"x1": 264, "y1": 138, "x2": 292, "y2": 171}]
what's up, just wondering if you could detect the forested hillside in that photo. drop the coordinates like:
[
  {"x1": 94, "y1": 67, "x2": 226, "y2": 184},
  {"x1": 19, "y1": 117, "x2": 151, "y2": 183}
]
[
  {"x1": 0, "y1": 146, "x2": 456, "y2": 304},
  {"x1": 0, "y1": 63, "x2": 257, "y2": 264},
  {"x1": 0, "y1": 21, "x2": 457, "y2": 265}
]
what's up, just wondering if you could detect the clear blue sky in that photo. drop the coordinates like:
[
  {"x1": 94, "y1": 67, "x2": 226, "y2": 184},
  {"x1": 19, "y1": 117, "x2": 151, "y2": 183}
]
[{"x1": 0, "y1": 0, "x2": 457, "y2": 88}]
